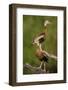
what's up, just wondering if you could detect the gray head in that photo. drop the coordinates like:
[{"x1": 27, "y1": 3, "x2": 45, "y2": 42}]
[{"x1": 44, "y1": 20, "x2": 51, "y2": 27}]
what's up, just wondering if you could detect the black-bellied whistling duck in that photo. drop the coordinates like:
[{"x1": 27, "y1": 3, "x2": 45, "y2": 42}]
[{"x1": 32, "y1": 20, "x2": 51, "y2": 71}]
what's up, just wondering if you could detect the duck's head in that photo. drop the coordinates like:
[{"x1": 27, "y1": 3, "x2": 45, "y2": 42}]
[{"x1": 44, "y1": 20, "x2": 51, "y2": 27}]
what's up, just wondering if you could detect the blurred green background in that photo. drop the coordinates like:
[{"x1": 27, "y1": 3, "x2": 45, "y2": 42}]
[{"x1": 23, "y1": 15, "x2": 57, "y2": 74}]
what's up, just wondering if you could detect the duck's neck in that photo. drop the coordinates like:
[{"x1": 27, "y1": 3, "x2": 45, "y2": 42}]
[
  {"x1": 43, "y1": 26, "x2": 48, "y2": 36},
  {"x1": 37, "y1": 44, "x2": 43, "y2": 51}
]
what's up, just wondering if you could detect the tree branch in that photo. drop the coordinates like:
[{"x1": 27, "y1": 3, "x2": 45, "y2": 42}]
[
  {"x1": 23, "y1": 51, "x2": 57, "y2": 74},
  {"x1": 42, "y1": 50, "x2": 57, "y2": 60},
  {"x1": 24, "y1": 63, "x2": 48, "y2": 74}
]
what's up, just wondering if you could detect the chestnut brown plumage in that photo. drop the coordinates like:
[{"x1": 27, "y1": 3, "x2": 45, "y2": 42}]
[
  {"x1": 35, "y1": 48, "x2": 48, "y2": 62},
  {"x1": 32, "y1": 20, "x2": 51, "y2": 72}
]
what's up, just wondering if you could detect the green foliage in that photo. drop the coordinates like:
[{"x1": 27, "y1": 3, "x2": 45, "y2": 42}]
[{"x1": 23, "y1": 15, "x2": 57, "y2": 74}]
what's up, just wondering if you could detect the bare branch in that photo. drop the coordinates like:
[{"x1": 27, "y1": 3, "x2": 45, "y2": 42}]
[
  {"x1": 42, "y1": 50, "x2": 57, "y2": 60},
  {"x1": 24, "y1": 63, "x2": 48, "y2": 74}
]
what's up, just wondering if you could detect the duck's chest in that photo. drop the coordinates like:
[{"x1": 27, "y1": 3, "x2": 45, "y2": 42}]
[{"x1": 35, "y1": 49, "x2": 44, "y2": 59}]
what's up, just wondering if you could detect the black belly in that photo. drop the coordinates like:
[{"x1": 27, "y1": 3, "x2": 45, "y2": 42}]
[{"x1": 40, "y1": 56, "x2": 48, "y2": 63}]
